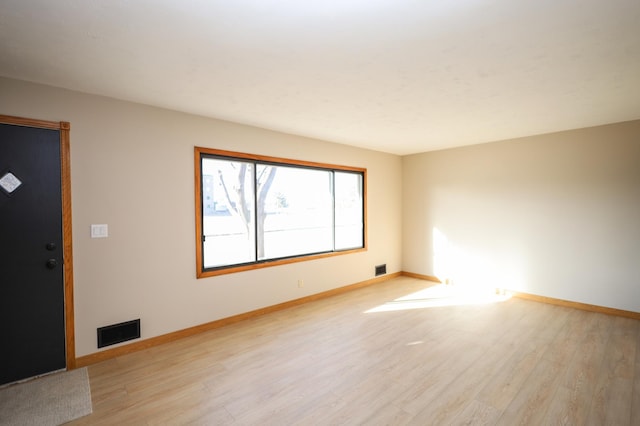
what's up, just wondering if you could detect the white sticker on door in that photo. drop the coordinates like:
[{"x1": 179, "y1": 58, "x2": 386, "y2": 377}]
[{"x1": 0, "y1": 172, "x2": 22, "y2": 194}]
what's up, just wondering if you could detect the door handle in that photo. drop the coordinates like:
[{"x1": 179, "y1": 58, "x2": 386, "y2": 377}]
[{"x1": 46, "y1": 259, "x2": 57, "y2": 269}]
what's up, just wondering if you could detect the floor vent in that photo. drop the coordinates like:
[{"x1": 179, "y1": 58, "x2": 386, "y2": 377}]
[
  {"x1": 375, "y1": 264, "x2": 387, "y2": 276},
  {"x1": 97, "y1": 319, "x2": 140, "y2": 348}
]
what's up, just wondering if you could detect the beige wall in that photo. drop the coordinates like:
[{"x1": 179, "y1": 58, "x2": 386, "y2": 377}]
[
  {"x1": 403, "y1": 121, "x2": 640, "y2": 312},
  {"x1": 3, "y1": 75, "x2": 639, "y2": 358},
  {"x1": 0, "y1": 77, "x2": 402, "y2": 357}
]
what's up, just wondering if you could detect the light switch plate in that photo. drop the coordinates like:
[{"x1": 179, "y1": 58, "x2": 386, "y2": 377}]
[{"x1": 91, "y1": 224, "x2": 109, "y2": 238}]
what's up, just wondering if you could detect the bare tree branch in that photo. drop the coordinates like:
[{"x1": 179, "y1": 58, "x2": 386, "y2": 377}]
[
  {"x1": 256, "y1": 166, "x2": 278, "y2": 258},
  {"x1": 217, "y1": 162, "x2": 278, "y2": 257}
]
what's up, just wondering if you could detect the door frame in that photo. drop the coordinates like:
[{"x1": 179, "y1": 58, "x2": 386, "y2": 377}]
[{"x1": 0, "y1": 114, "x2": 76, "y2": 370}]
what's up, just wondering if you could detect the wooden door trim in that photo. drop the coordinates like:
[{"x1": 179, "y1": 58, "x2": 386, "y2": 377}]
[{"x1": 0, "y1": 114, "x2": 76, "y2": 370}]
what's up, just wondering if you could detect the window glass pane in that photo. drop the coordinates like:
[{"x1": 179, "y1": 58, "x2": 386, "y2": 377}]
[
  {"x1": 197, "y1": 147, "x2": 366, "y2": 276},
  {"x1": 335, "y1": 172, "x2": 363, "y2": 250},
  {"x1": 202, "y1": 157, "x2": 255, "y2": 268},
  {"x1": 258, "y1": 165, "x2": 333, "y2": 260}
]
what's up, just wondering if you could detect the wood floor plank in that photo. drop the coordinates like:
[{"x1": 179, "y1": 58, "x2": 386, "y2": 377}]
[
  {"x1": 544, "y1": 385, "x2": 588, "y2": 425},
  {"x1": 474, "y1": 315, "x2": 551, "y2": 409},
  {"x1": 320, "y1": 377, "x2": 410, "y2": 425},
  {"x1": 407, "y1": 337, "x2": 520, "y2": 424},
  {"x1": 495, "y1": 358, "x2": 563, "y2": 425},
  {"x1": 543, "y1": 314, "x2": 609, "y2": 425},
  {"x1": 542, "y1": 308, "x2": 592, "y2": 366},
  {"x1": 560, "y1": 313, "x2": 608, "y2": 389},
  {"x1": 66, "y1": 277, "x2": 640, "y2": 425},
  {"x1": 631, "y1": 322, "x2": 640, "y2": 425},
  {"x1": 395, "y1": 341, "x2": 489, "y2": 415},
  {"x1": 447, "y1": 399, "x2": 501, "y2": 426},
  {"x1": 586, "y1": 316, "x2": 636, "y2": 425}
]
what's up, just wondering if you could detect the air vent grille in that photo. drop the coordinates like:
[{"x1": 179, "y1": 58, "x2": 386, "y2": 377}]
[
  {"x1": 375, "y1": 264, "x2": 387, "y2": 276},
  {"x1": 97, "y1": 319, "x2": 140, "y2": 348}
]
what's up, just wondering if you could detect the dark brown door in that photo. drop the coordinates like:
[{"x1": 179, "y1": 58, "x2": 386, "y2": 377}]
[{"x1": 0, "y1": 122, "x2": 66, "y2": 385}]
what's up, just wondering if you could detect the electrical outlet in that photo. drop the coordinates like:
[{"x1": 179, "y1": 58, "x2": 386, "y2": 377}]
[{"x1": 298, "y1": 279, "x2": 304, "y2": 288}]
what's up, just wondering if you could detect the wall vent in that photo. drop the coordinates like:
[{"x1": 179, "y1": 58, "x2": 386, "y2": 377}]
[
  {"x1": 97, "y1": 319, "x2": 140, "y2": 348},
  {"x1": 375, "y1": 264, "x2": 387, "y2": 276}
]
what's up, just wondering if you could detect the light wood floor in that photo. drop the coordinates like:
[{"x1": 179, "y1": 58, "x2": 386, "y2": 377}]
[{"x1": 70, "y1": 277, "x2": 640, "y2": 425}]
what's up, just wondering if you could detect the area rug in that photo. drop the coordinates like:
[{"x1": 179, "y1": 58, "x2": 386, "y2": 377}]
[{"x1": 0, "y1": 368, "x2": 92, "y2": 425}]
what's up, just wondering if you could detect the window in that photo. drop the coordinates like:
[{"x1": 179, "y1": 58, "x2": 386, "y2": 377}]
[{"x1": 195, "y1": 147, "x2": 366, "y2": 277}]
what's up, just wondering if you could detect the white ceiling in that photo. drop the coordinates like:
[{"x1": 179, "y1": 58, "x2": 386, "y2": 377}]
[{"x1": 1, "y1": 0, "x2": 639, "y2": 155}]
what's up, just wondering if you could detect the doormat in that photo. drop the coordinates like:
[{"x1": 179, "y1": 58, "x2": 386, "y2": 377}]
[{"x1": 0, "y1": 368, "x2": 92, "y2": 425}]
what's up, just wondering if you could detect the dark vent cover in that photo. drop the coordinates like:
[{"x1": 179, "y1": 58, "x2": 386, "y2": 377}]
[
  {"x1": 97, "y1": 319, "x2": 140, "y2": 348},
  {"x1": 375, "y1": 264, "x2": 387, "y2": 276}
]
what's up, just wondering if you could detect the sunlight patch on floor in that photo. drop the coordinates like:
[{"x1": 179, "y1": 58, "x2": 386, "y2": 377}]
[{"x1": 364, "y1": 284, "x2": 512, "y2": 313}]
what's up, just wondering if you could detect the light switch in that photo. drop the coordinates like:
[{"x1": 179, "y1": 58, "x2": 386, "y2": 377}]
[{"x1": 91, "y1": 224, "x2": 109, "y2": 238}]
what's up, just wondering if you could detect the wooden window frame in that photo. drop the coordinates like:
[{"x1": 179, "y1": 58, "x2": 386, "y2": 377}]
[{"x1": 194, "y1": 147, "x2": 367, "y2": 278}]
